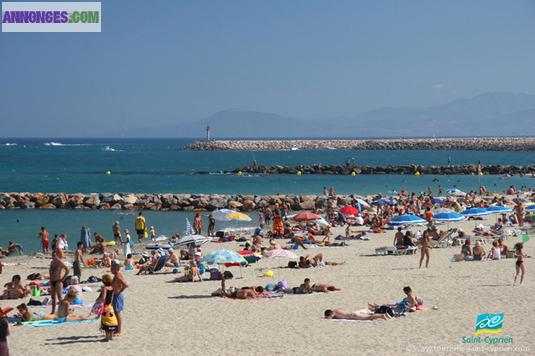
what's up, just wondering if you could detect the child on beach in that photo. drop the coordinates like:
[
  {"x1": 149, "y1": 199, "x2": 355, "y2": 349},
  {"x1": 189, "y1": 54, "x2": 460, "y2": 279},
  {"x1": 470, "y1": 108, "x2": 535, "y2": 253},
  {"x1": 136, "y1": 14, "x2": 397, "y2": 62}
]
[
  {"x1": 513, "y1": 243, "x2": 526, "y2": 286},
  {"x1": 99, "y1": 274, "x2": 118, "y2": 341}
]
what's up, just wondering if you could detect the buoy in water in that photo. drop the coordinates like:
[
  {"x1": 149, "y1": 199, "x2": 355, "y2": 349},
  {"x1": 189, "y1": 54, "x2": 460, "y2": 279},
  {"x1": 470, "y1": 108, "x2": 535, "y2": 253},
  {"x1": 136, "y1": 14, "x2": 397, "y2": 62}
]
[
  {"x1": 414, "y1": 171, "x2": 421, "y2": 176},
  {"x1": 106, "y1": 170, "x2": 112, "y2": 175},
  {"x1": 351, "y1": 171, "x2": 356, "y2": 176},
  {"x1": 237, "y1": 171, "x2": 243, "y2": 176},
  {"x1": 296, "y1": 171, "x2": 302, "y2": 176}
]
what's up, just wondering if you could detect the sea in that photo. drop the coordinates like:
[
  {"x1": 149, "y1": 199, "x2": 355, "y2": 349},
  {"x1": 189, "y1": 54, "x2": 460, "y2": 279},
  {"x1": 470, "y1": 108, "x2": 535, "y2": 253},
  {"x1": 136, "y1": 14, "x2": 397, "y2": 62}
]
[{"x1": 1, "y1": 137, "x2": 534, "y2": 252}]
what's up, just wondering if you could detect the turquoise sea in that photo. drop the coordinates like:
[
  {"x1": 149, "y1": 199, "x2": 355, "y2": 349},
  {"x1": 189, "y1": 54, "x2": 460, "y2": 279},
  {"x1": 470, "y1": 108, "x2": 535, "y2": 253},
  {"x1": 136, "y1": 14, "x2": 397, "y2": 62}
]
[{"x1": 1, "y1": 138, "x2": 534, "y2": 252}]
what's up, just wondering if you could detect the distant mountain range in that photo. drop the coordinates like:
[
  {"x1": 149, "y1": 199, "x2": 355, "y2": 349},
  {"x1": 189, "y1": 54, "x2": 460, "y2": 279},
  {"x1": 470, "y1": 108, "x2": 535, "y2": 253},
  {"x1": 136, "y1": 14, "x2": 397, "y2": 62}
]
[{"x1": 106, "y1": 92, "x2": 535, "y2": 138}]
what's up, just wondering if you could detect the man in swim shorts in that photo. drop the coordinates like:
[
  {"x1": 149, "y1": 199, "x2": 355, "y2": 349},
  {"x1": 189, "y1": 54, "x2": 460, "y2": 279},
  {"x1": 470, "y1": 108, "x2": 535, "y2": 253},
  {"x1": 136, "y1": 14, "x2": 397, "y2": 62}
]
[{"x1": 111, "y1": 260, "x2": 128, "y2": 335}]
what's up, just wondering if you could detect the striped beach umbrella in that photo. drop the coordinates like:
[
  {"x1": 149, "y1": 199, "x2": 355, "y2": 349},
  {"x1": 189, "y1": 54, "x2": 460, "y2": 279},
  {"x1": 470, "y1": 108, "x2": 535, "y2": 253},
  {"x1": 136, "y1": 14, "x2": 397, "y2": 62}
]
[
  {"x1": 461, "y1": 208, "x2": 492, "y2": 217},
  {"x1": 389, "y1": 214, "x2": 427, "y2": 226},
  {"x1": 212, "y1": 209, "x2": 252, "y2": 222},
  {"x1": 487, "y1": 205, "x2": 513, "y2": 214}
]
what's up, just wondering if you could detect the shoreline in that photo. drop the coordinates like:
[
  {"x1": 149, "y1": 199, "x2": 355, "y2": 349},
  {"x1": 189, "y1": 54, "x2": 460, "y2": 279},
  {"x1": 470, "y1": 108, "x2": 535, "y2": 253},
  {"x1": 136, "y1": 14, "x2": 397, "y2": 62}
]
[{"x1": 182, "y1": 137, "x2": 535, "y2": 151}]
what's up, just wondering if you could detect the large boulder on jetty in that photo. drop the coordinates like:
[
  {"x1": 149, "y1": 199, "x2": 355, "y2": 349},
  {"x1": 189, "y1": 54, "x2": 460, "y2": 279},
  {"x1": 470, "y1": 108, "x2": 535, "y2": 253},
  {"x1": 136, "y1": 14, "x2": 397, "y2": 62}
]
[
  {"x1": 242, "y1": 199, "x2": 256, "y2": 211},
  {"x1": 112, "y1": 194, "x2": 122, "y2": 203},
  {"x1": 111, "y1": 203, "x2": 123, "y2": 210},
  {"x1": 32, "y1": 193, "x2": 49, "y2": 205},
  {"x1": 228, "y1": 200, "x2": 243, "y2": 209},
  {"x1": 39, "y1": 203, "x2": 56, "y2": 209},
  {"x1": 101, "y1": 193, "x2": 114, "y2": 203},
  {"x1": 85, "y1": 193, "x2": 100, "y2": 207},
  {"x1": 123, "y1": 194, "x2": 137, "y2": 205},
  {"x1": 299, "y1": 200, "x2": 315, "y2": 210}
]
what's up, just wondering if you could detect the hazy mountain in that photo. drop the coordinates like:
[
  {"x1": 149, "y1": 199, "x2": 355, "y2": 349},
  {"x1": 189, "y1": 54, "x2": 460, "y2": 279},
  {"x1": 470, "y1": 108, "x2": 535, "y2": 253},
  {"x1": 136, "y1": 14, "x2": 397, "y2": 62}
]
[{"x1": 104, "y1": 92, "x2": 535, "y2": 138}]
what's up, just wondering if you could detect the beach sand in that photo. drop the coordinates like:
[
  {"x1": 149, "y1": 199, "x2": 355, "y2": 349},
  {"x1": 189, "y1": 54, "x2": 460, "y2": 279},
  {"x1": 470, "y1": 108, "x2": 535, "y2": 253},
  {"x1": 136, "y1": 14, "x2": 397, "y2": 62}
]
[{"x1": 2, "y1": 220, "x2": 533, "y2": 356}]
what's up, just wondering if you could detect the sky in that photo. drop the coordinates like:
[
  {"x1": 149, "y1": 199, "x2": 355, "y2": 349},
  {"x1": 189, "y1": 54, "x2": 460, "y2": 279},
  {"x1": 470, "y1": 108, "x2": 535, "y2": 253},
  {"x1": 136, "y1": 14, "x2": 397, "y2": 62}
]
[{"x1": 1, "y1": 0, "x2": 535, "y2": 136}]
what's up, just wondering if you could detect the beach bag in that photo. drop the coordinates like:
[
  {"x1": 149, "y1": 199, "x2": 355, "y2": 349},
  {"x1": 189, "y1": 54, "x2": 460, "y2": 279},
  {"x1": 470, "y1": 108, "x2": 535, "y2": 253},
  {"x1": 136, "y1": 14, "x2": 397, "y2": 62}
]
[
  {"x1": 143, "y1": 230, "x2": 148, "y2": 238},
  {"x1": 101, "y1": 304, "x2": 118, "y2": 327},
  {"x1": 276, "y1": 280, "x2": 288, "y2": 290}
]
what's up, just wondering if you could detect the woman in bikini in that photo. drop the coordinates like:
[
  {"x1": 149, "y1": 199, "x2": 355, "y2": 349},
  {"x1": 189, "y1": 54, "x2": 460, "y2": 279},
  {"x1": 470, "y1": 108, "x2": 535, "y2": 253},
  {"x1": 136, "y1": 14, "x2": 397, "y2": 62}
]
[
  {"x1": 419, "y1": 230, "x2": 431, "y2": 268},
  {"x1": 513, "y1": 243, "x2": 526, "y2": 286}
]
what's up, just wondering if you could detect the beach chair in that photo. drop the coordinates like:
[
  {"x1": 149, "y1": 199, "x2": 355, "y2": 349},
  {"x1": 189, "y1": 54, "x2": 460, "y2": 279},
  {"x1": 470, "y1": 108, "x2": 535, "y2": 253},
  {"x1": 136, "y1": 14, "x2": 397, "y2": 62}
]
[
  {"x1": 148, "y1": 254, "x2": 168, "y2": 274},
  {"x1": 433, "y1": 228, "x2": 457, "y2": 248},
  {"x1": 375, "y1": 246, "x2": 415, "y2": 256}
]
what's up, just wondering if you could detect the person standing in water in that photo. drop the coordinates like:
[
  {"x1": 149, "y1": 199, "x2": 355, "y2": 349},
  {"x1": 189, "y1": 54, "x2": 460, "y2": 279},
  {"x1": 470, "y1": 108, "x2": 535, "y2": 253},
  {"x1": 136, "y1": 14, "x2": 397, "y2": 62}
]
[
  {"x1": 207, "y1": 214, "x2": 216, "y2": 237},
  {"x1": 122, "y1": 229, "x2": 132, "y2": 257},
  {"x1": 135, "y1": 212, "x2": 146, "y2": 242},
  {"x1": 37, "y1": 226, "x2": 49, "y2": 254},
  {"x1": 80, "y1": 226, "x2": 91, "y2": 254},
  {"x1": 193, "y1": 213, "x2": 203, "y2": 235},
  {"x1": 112, "y1": 221, "x2": 122, "y2": 246}
]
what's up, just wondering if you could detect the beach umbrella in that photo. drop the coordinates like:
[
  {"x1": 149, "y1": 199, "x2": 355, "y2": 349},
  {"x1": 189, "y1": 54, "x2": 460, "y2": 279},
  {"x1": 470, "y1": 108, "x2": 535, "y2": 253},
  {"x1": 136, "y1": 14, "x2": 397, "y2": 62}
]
[
  {"x1": 263, "y1": 249, "x2": 298, "y2": 259},
  {"x1": 431, "y1": 198, "x2": 445, "y2": 205},
  {"x1": 386, "y1": 190, "x2": 398, "y2": 196},
  {"x1": 355, "y1": 198, "x2": 370, "y2": 208},
  {"x1": 203, "y1": 249, "x2": 248, "y2": 265},
  {"x1": 293, "y1": 212, "x2": 322, "y2": 221},
  {"x1": 461, "y1": 208, "x2": 492, "y2": 217},
  {"x1": 212, "y1": 209, "x2": 252, "y2": 222},
  {"x1": 172, "y1": 235, "x2": 211, "y2": 248},
  {"x1": 388, "y1": 214, "x2": 427, "y2": 226},
  {"x1": 446, "y1": 188, "x2": 466, "y2": 196},
  {"x1": 372, "y1": 198, "x2": 396, "y2": 206},
  {"x1": 316, "y1": 218, "x2": 330, "y2": 228},
  {"x1": 340, "y1": 206, "x2": 359, "y2": 215},
  {"x1": 487, "y1": 205, "x2": 513, "y2": 214},
  {"x1": 525, "y1": 205, "x2": 535, "y2": 213},
  {"x1": 432, "y1": 211, "x2": 466, "y2": 223}
]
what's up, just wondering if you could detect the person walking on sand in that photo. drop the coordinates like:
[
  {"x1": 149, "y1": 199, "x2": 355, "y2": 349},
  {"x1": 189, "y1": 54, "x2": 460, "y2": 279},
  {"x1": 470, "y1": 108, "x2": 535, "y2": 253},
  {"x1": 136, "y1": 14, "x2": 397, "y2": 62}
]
[
  {"x1": 37, "y1": 226, "x2": 49, "y2": 254},
  {"x1": 73, "y1": 242, "x2": 84, "y2": 280},
  {"x1": 135, "y1": 212, "x2": 146, "y2": 242},
  {"x1": 419, "y1": 229, "x2": 431, "y2": 268},
  {"x1": 122, "y1": 229, "x2": 132, "y2": 257},
  {"x1": 513, "y1": 243, "x2": 526, "y2": 286},
  {"x1": 49, "y1": 249, "x2": 70, "y2": 314},
  {"x1": 193, "y1": 213, "x2": 203, "y2": 235},
  {"x1": 111, "y1": 260, "x2": 128, "y2": 336}
]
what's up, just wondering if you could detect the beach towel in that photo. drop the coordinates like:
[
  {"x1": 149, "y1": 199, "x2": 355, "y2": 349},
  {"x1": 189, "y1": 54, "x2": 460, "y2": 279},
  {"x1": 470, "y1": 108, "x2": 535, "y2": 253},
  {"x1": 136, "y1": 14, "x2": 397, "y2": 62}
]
[{"x1": 22, "y1": 318, "x2": 98, "y2": 327}]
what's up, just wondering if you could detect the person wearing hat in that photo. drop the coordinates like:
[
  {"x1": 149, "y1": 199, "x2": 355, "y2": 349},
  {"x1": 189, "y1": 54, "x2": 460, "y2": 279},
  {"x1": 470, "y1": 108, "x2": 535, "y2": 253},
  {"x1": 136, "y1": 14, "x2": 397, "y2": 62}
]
[{"x1": 0, "y1": 307, "x2": 11, "y2": 356}]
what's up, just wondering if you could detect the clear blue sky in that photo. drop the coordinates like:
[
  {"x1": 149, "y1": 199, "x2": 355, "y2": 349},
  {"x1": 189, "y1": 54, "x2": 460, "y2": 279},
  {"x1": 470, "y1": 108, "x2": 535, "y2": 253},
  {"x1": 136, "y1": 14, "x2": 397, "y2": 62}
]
[{"x1": 1, "y1": 0, "x2": 535, "y2": 136}]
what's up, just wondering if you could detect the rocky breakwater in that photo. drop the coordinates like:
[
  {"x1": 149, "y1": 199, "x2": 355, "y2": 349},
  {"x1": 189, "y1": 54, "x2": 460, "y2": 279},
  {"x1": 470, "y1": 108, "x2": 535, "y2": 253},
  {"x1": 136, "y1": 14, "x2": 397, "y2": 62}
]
[
  {"x1": 0, "y1": 192, "x2": 363, "y2": 212},
  {"x1": 182, "y1": 137, "x2": 535, "y2": 151},
  {"x1": 220, "y1": 164, "x2": 535, "y2": 175}
]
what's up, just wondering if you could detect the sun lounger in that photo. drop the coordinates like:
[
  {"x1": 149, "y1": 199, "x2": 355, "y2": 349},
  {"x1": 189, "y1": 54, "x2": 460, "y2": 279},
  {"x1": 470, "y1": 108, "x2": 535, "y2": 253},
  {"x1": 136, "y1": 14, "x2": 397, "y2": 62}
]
[{"x1": 375, "y1": 246, "x2": 416, "y2": 255}]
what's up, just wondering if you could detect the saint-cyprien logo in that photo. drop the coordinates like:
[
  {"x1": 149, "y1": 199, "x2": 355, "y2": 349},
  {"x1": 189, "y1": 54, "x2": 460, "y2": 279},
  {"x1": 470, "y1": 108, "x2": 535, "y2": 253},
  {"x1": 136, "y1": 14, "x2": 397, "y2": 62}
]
[{"x1": 474, "y1": 313, "x2": 504, "y2": 335}]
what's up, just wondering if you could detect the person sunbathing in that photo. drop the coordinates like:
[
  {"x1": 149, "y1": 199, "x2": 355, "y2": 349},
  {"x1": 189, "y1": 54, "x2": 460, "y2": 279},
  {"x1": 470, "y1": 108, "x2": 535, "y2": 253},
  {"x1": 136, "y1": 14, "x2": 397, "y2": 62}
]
[
  {"x1": 56, "y1": 289, "x2": 92, "y2": 322},
  {"x1": 298, "y1": 254, "x2": 345, "y2": 268},
  {"x1": 0, "y1": 275, "x2": 28, "y2": 300},
  {"x1": 368, "y1": 286, "x2": 423, "y2": 313},
  {"x1": 299, "y1": 278, "x2": 341, "y2": 293},
  {"x1": 137, "y1": 251, "x2": 160, "y2": 275},
  {"x1": 220, "y1": 278, "x2": 263, "y2": 299},
  {"x1": 16, "y1": 303, "x2": 54, "y2": 322},
  {"x1": 324, "y1": 309, "x2": 390, "y2": 320}
]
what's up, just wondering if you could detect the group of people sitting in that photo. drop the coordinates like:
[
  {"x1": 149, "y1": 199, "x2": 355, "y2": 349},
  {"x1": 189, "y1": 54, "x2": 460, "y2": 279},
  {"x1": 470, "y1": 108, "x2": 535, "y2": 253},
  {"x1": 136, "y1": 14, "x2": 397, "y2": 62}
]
[{"x1": 459, "y1": 238, "x2": 508, "y2": 261}]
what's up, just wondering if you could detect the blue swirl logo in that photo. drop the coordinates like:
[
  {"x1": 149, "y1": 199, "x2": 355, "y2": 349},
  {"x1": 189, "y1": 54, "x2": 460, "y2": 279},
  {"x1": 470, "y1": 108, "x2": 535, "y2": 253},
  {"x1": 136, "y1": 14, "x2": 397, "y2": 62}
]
[{"x1": 475, "y1": 313, "x2": 504, "y2": 335}]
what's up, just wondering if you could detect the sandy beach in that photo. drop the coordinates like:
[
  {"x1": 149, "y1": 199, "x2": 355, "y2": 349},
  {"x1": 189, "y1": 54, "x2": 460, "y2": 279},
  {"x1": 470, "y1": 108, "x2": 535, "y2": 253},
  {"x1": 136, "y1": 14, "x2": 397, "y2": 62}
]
[{"x1": 2, "y1": 218, "x2": 533, "y2": 356}]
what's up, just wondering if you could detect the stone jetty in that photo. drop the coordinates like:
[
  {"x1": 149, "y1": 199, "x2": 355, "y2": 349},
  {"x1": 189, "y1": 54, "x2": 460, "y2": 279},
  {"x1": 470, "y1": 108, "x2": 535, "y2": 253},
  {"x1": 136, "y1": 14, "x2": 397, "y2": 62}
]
[
  {"x1": 0, "y1": 192, "x2": 370, "y2": 212},
  {"x1": 182, "y1": 137, "x2": 535, "y2": 151},
  {"x1": 201, "y1": 164, "x2": 535, "y2": 175}
]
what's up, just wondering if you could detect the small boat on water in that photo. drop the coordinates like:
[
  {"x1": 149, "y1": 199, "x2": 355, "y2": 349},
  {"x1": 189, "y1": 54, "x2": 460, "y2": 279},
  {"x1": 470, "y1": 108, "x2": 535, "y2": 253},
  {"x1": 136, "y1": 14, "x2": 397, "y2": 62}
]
[
  {"x1": 290, "y1": 145, "x2": 299, "y2": 151},
  {"x1": 102, "y1": 146, "x2": 117, "y2": 152}
]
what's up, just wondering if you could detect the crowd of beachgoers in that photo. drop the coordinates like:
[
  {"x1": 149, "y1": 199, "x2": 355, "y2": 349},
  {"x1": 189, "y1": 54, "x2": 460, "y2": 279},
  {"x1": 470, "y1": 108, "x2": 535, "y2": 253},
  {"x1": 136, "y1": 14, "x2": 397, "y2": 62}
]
[{"x1": 0, "y1": 183, "x2": 533, "y2": 354}]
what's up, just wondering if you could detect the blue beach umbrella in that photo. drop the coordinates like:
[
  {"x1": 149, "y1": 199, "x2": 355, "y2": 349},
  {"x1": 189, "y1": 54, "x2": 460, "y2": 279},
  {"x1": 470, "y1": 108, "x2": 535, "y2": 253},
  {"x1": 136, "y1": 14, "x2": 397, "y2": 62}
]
[
  {"x1": 487, "y1": 205, "x2": 513, "y2": 214},
  {"x1": 203, "y1": 249, "x2": 248, "y2": 265},
  {"x1": 389, "y1": 214, "x2": 427, "y2": 226},
  {"x1": 524, "y1": 205, "x2": 535, "y2": 213},
  {"x1": 431, "y1": 198, "x2": 445, "y2": 205},
  {"x1": 461, "y1": 208, "x2": 492, "y2": 217},
  {"x1": 372, "y1": 198, "x2": 396, "y2": 206},
  {"x1": 432, "y1": 211, "x2": 466, "y2": 223},
  {"x1": 446, "y1": 188, "x2": 466, "y2": 196}
]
